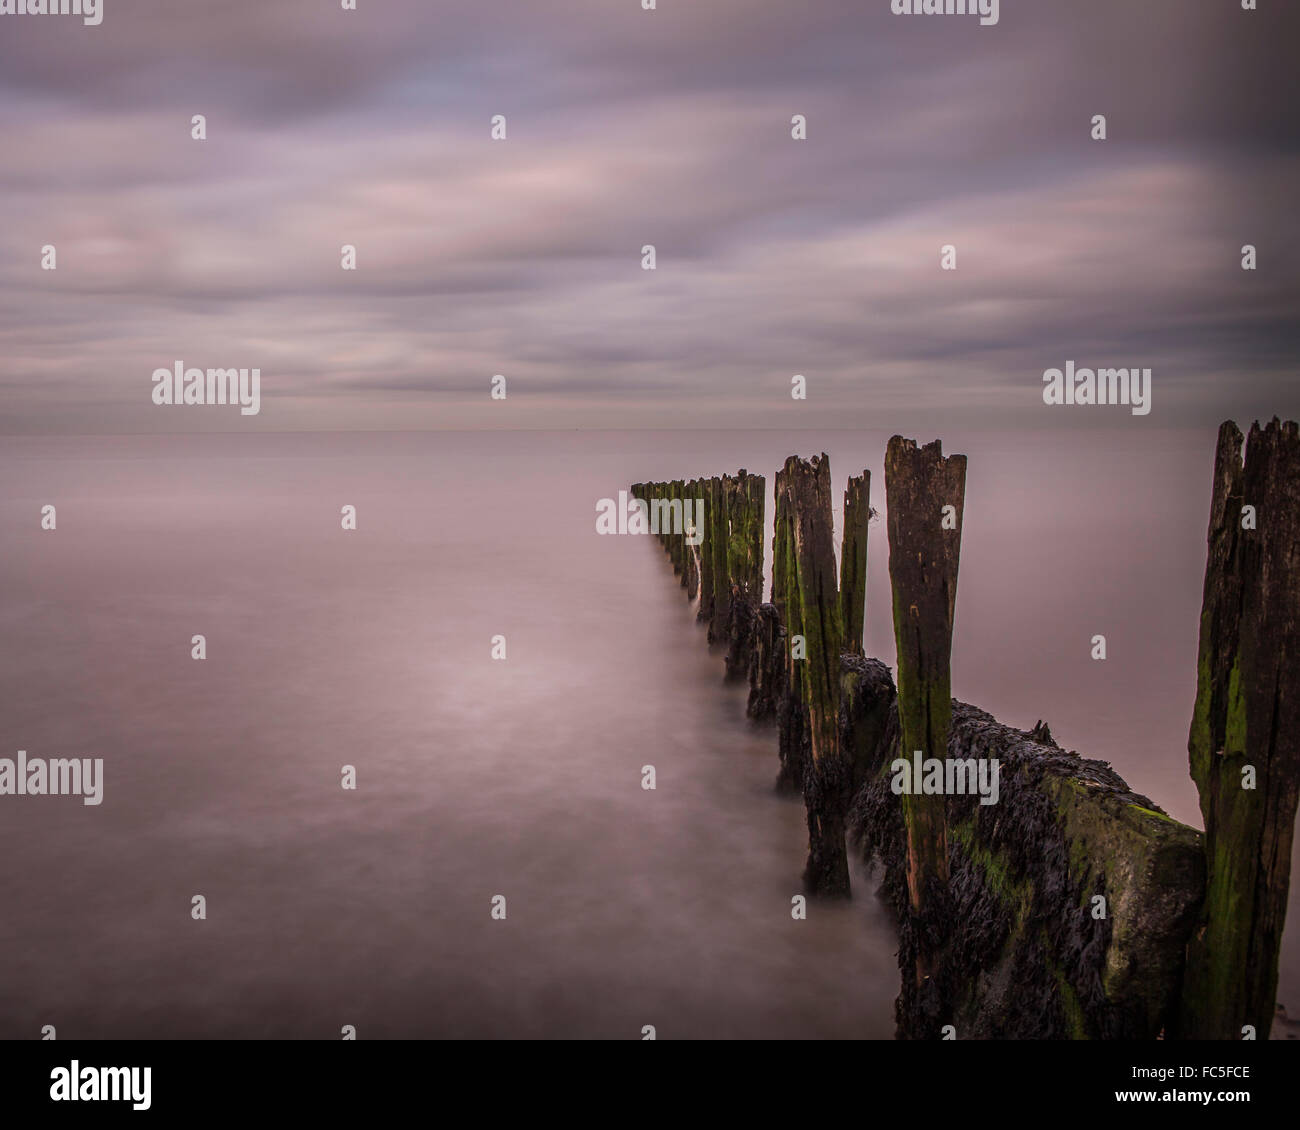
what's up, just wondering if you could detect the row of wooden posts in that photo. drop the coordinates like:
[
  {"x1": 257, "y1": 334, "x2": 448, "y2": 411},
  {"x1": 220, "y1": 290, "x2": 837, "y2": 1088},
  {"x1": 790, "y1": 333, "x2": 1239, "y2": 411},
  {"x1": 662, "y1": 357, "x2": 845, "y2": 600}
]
[{"x1": 632, "y1": 417, "x2": 1300, "y2": 1040}]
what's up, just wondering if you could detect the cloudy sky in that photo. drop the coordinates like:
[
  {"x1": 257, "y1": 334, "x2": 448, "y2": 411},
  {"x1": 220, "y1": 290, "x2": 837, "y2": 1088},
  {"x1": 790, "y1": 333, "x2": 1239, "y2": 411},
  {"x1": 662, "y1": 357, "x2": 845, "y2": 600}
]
[{"x1": 1, "y1": 0, "x2": 1296, "y2": 433}]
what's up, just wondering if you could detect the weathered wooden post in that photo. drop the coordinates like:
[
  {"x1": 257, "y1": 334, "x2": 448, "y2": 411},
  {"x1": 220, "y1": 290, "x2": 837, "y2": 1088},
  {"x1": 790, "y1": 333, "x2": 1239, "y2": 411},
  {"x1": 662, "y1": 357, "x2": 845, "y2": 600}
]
[
  {"x1": 746, "y1": 603, "x2": 786, "y2": 721},
  {"x1": 771, "y1": 467, "x2": 791, "y2": 618},
  {"x1": 783, "y1": 455, "x2": 850, "y2": 896},
  {"x1": 659, "y1": 482, "x2": 671, "y2": 557},
  {"x1": 683, "y1": 477, "x2": 701, "y2": 601},
  {"x1": 840, "y1": 471, "x2": 870, "y2": 656},
  {"x1": 740, "y1": 471, "x2": 766, "y2": 601},
  {"x1": 643, "y1": 483, "x2": 658, "y2": 547},
  {"x1": 884, "y1": 435, "x2": 967, "y2": 1032},
  {"x1": 696, "y1": 479, "x2": 716, "y2": 628},
  {"x1": 671, "y1": 479, "x2": 685, "y2": 579},
  {"x1": 708, "y1": 475, "x2": 732, "y2": 645},
  {"x1": 1177, "y1": 418, "x2": 1300, "y2": 1040},
  {"x1": 660, "y1": 482, "x2": 671, "y2": 559},
  {"x1": 774, "y1": 462, "x2": 806, "y2": 792},
  {"x1": 724, "y1": 470, "x2": 766, "y2": 682}
]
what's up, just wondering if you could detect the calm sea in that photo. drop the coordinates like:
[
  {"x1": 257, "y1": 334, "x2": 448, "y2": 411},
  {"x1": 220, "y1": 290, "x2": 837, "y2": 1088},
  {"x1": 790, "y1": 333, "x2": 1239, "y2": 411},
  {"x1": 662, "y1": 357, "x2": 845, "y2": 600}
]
[{"x1": 0, "y1": 428, "x2": 1294, "y2": 1037}]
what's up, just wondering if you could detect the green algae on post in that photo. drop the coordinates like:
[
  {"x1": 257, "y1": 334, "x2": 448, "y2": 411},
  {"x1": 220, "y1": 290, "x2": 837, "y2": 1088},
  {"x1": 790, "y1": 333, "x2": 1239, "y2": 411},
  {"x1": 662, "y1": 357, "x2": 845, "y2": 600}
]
[
  {"x1": 1177, "y1": 418, "x2": 1300, "y2": 1040},
  {"x1": 884, "y1": 435, "x2": 966, "y2": 1032},
  {"x1": 784, "y1": 455, "x2": 851, "y2": 896},
  {"x1": 840, "y1": 472, "x2": 871, "y2": 656}
]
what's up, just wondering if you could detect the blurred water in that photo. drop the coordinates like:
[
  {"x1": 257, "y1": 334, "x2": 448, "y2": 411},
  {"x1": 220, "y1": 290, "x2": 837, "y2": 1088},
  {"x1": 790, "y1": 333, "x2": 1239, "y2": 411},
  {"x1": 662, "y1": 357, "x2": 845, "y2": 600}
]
[{"x1": 0, "y1": 428, "x2": 1294, "y2": 1037}]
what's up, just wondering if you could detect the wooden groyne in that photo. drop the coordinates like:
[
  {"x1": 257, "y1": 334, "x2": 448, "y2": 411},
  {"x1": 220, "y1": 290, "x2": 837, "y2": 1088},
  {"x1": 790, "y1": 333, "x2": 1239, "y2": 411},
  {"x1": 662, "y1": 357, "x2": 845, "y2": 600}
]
[{"x1": 633, "y1": 417, "x2": 1300, "y2": 1039}]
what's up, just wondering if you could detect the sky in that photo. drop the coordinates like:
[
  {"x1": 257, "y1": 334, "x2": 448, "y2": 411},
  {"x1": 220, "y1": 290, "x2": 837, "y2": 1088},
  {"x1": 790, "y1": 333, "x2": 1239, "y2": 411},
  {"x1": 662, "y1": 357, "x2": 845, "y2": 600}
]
[{"x1": 1, "y1": 0, "x2": 1296, "y2": 433}]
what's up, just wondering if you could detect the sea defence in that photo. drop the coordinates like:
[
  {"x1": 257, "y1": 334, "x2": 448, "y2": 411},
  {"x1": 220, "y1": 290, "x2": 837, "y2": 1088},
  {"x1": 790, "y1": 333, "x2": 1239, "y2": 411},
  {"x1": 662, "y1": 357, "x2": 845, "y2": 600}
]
[{"x1": 630, "y1": 417, "x2": 1300, "y2": 1040}]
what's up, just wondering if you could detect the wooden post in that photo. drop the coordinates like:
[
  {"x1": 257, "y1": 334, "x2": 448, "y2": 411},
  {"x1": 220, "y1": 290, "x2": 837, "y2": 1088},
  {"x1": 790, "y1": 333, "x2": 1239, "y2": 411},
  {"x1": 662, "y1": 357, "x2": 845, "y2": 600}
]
[
  {"x1": 884, "y1": 435, "x2": 966, "y2": 1028},
  {"x1": 840, "y1": 471, "x2": 870, "y2": 656},
  {"x1": 734, "y1": 470, "x2": 765, "y2": 603},
  {"x1": 708, "y1": 475, "x2": 732, "y2": 644},
  {"x1": 696, "y1": 479, "x2": 716, "y2": 628},
  {"x1": 683, "y1": 478, "x2": 701, "y2": 601},
  {"x1": 724, "y1": 470, "x2": 766, "y2": 682},
  {"x1": 746, "y1": 603, "x2": 786, "y2": 722},
  {"x1": 772, "y1": 466, "x2": 792, "y2": 615},
  {"x1": 1177, "y1": 418, "x2": 1300, "y2": 1040},
  {"x1": 671, "y1": 479, "x2": 685, "y2": 580},
  {"x1": 774, "y1": 462, "x2": 806, "y2": 793},
  {"x1": 785, "y1": 454, "x2": 850, "y2": 896}
]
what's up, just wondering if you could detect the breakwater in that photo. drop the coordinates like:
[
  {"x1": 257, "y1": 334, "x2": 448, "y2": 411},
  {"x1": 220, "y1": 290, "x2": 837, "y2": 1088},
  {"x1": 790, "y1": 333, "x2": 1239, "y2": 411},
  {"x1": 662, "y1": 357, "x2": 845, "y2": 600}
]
[{"x1": 631, "y1": 417, "x2": 1300, "y2": 1039}]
